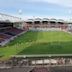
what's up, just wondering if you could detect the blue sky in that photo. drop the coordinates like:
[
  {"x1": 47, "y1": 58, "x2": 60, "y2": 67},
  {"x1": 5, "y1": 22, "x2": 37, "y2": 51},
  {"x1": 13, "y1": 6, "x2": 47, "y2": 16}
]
[{"x1": 0, "y1": 0, "x2": 72, "y2": 19}]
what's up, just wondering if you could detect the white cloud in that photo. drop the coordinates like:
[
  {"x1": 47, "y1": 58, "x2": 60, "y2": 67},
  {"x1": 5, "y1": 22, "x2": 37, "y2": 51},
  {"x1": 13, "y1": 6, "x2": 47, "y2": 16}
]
[
  {"x1": 28, "y1": 0, "x2": 72, "y2": 7},
  {"x1": 45, "y1": 0, "x2": 72, "y2": 7}
]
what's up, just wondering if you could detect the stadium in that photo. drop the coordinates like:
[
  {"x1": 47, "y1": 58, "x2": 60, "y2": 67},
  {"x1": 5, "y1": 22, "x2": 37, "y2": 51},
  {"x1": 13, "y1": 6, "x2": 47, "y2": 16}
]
[{"x1": 0, "y1": 12, "x2": 72, "y2": 72}]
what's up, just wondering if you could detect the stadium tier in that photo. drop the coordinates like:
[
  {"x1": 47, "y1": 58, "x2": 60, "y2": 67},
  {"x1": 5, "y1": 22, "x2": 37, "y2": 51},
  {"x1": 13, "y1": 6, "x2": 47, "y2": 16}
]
[
  {"x1": 1, "y1": 55, "x2": 72, "y2": 72},
  {"x1": 25, "y1": 18, "x2": 69, "y2": 30},
  {"x1": 0, "y1": 15, "x2": 28, "y2": 46},
  {"x1": 0, "y1": 26, "x2": 28, "y2": 46},
  {"x1": 31, "y1": 67, "x2": 48, "y2": 72}
]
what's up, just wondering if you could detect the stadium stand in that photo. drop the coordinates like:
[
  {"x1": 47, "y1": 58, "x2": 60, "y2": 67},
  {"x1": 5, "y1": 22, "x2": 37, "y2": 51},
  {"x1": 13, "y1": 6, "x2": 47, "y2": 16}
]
[
  {"x1": 0, "y1": 13, "x2": 28, "y2": 46},
  {"x1": 1, "y1": 55, "x2": 72, "y2": 72},
  {"x1": 0, "y1": 33, "x2": 12, "y2": 43},
  {"x1": 25, "y1": 18, "x2": 69, "y2": 32},
  {"x1": 4, "y1": 27, "x2": 24, "y2": 36},
  {"x1": 31, "y1": 67, "x2": 48, "y2": 72},
  {"x1": 0, "y1": 26, "x2": 26, "y2": 46},
  {"x1": 0, "y1": 67, "x2": 33, "y2": 72}
]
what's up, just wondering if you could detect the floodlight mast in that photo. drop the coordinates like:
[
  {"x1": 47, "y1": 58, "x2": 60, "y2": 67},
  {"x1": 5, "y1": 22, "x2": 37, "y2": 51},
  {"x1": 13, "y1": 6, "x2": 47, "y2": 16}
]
[
  {"x1": 17, "y1": 9, "x2": 23, "y2": 20},
  {"x1": 18, "y1": 9, "x2": 22, "y2": 15}
]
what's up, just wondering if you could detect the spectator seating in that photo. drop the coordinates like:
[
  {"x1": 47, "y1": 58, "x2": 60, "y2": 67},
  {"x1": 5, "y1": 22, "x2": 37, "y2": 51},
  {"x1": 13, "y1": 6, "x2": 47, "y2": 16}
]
[
  {"x1": 31, "y1": 67, "x2": 48, "y2": 72},
  {"x1": 0, "y1": 27, "x2": 25, "y2": 46}
]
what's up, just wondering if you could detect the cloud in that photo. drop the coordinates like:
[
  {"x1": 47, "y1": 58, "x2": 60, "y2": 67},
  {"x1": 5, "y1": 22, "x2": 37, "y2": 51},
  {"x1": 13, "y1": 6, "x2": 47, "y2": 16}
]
[
  {"x1": 45, "y1": 0, "x2": 72, "y2": 7},
  {"x1": 27, "y1": 0, "x2": 72, "y2": 7},
  {"x1": 1, "y1": 0, "x2": 72, "y2": 8}
]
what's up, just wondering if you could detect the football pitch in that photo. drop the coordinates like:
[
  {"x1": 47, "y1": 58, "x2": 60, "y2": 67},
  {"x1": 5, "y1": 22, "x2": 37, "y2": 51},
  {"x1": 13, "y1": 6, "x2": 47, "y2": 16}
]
[{"x1": 0, "y1": 31, "x2": 72, "y2": 60}]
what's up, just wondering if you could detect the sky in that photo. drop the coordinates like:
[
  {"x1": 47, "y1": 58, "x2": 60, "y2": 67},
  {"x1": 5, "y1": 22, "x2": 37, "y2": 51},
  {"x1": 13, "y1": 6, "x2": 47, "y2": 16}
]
[{"x1": 0, "y1": 0, "x2": 72, "y2": 20}]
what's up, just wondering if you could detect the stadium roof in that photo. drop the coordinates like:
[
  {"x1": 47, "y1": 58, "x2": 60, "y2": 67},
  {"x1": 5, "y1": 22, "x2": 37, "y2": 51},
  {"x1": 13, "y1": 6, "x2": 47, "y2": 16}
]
[
  {"x1": 0, "y1": 13, "x2": 23, "y2": 23},
  {"x1": 57, "y1": 19, "x2": 65, "y2": 22},
  {"x1": 34, "y1": 18, "x2": 42, "y2": 21},
  {"x1": 42, "y1": 18, "x2": 49, "y2": 21},
  {"x1": 26, "y1": 18, "x2": 66, "y2": 22},
  {"x1": 26, "y1": 19, "x2": 34, "y2": 22}
]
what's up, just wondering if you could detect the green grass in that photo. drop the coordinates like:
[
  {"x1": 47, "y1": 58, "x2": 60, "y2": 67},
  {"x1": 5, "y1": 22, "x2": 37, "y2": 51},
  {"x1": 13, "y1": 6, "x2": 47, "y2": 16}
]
[{"x1": 0, "y1": 31, "x2": 72, "y2": 60}]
